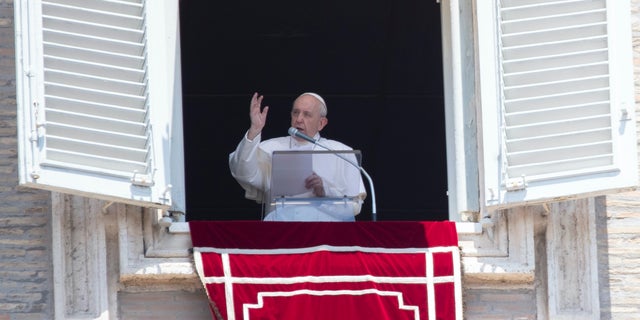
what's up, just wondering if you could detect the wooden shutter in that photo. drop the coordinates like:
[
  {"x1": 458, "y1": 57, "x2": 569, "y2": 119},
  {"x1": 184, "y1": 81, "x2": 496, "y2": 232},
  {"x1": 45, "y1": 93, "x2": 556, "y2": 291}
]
[
  {"x1": 15, "y1": 0, "x2": 185, "y2": 211},
  {"x1": 477, "y1": 0, "x2": 637, "y2": 209}
]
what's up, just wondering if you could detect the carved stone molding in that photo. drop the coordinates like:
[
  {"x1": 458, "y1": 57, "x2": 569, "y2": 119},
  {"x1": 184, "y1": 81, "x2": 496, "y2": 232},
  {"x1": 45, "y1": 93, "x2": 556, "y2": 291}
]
[
  {"x1": 117, "y1": 205, "x2": 200, "y2": 290},
  {"x1": 459, "y1": 207, "x2": 541, "y2": 284},
  {"x1": 543, "y1": 198, "x2": 600, "y2": 319},
  {"x1": 51, "y1": 193, "x2": 202, "y2": 320},
  {"x1": 51, "y1": 192, "x2": 112, "y2": 319}
]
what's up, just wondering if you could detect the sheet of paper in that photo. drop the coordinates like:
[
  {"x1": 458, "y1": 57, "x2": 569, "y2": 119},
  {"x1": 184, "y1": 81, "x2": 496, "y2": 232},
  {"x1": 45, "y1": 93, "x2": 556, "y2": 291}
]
[{"x1": 270, "y1": 151, "x2": 313, "y2": 197}]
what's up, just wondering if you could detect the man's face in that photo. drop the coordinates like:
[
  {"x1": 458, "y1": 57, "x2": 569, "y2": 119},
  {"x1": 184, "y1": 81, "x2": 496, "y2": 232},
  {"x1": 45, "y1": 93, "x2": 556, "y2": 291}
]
[{"x1": 290, "y1": 95, "x2": 327, "y2": 140}]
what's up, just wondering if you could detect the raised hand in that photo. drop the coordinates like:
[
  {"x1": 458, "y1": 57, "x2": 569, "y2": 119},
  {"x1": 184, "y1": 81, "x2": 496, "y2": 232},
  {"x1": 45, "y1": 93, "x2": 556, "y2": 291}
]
[{"x1": 247, "y1": 92, "x2": 269, "y2": 140}]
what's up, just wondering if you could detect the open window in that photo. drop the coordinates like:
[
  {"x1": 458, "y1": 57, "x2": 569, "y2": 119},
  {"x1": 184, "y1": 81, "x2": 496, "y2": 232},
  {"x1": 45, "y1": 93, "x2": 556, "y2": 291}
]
[
  {"x1": 14, "y1": 0, "x2": 637, "y2": 221},
  {"x1": 15, "y1": 0, "x2": 185, "y2": 212}
]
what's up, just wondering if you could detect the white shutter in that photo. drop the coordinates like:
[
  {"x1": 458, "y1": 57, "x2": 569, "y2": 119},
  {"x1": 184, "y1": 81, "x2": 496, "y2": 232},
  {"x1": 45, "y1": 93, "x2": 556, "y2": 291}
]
[
  {"x1": 477, "y1": 0, "x2": 637, "y2": 210},
  {"x1": 15, "y1": 0, "x2": 185, "y2": 211}
]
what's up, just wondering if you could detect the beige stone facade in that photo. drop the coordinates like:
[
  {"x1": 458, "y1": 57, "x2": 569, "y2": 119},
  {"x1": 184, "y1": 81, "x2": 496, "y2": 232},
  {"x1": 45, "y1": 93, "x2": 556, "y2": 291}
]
[{"x1": 1, "y1": 1, "x2": 640, "y2": 319}]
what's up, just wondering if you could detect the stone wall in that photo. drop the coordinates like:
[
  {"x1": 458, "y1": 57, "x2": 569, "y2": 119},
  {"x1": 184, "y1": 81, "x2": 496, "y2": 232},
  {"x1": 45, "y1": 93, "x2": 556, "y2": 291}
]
[
  {"x1": 0, "y1": 1, "x2": 53, "y2": 319},
  {"x1": 597, "y1": 0, "x2": 640, "y2": 319},
  {"x1": 600, "y1": 191, "x2": 640, "y2": 319}
]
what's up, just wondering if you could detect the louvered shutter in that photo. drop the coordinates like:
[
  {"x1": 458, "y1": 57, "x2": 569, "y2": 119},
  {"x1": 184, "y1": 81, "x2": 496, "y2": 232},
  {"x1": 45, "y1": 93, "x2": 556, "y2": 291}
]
[
  {"x1": 477, "y1": 0, "x2": 637, "y2": 209},
  {"x1": 15, "y1": 0, "x2": 185, "y2": 211}
]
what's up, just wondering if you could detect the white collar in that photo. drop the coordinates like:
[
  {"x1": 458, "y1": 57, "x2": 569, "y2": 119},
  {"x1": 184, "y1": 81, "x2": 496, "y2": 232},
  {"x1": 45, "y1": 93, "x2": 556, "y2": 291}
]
[{"x1": 289, "y1": 133, "x2": 320, "y2": 150}]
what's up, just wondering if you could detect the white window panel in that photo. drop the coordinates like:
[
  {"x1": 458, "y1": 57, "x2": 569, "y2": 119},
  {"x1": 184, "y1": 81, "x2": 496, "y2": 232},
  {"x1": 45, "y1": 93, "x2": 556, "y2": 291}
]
[
  {"x1": 476, "y1": 0, "x2": 637, "y2": 210},
  {"x1": 15, "y1": 0, "x2": 185, "y2": 211}
]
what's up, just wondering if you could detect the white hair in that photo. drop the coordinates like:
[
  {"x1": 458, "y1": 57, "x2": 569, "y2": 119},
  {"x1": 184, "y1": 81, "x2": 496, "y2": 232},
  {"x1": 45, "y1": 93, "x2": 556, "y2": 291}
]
[{"x1": 299, "y1": 92, "x2": 327, "y2": 117}]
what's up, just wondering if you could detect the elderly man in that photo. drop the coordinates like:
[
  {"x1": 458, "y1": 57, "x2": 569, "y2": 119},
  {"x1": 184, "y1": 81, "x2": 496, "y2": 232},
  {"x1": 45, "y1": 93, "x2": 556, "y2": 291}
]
[{"x1": 229, "y1": 92, "x2": 366, "y2": 221}]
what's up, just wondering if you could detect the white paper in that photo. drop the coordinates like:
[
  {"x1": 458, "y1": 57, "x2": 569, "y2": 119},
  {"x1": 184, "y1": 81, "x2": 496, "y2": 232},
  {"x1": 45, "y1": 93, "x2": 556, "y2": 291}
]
[{"x1": 270, "y1": 151, "x2": 313, "y2": 197}]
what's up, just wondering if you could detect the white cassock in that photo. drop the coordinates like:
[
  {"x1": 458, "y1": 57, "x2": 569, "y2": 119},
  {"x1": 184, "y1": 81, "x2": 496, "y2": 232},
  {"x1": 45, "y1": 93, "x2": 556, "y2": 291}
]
[{"x1": 229, "y1": 131, "x2": 367, "y2": 221}]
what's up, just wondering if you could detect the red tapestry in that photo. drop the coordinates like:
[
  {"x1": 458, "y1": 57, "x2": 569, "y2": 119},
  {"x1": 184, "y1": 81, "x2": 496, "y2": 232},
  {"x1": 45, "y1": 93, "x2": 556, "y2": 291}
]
[{"x1": 190, "y1": 221, "x2": 461, "y2": 320}]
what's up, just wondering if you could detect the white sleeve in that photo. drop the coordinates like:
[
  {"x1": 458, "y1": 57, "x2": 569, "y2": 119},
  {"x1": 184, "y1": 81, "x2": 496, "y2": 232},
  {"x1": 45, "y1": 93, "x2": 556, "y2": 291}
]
[{"x1": 229, "y1": 131, "x2": 266, "y2": 202}]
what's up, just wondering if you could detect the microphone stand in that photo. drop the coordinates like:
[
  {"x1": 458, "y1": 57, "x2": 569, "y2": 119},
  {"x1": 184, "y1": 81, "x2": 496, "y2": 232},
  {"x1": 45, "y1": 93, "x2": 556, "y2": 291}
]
[{"x1": 289, "y1": 128, "x2": 377, "y2": 221}]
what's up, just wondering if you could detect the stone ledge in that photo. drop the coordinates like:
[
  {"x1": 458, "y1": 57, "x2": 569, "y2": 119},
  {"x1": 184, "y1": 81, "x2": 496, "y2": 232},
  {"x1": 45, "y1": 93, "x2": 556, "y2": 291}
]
[{"x1": 119, "y1": 274, "x2": 203, "y2": 292}]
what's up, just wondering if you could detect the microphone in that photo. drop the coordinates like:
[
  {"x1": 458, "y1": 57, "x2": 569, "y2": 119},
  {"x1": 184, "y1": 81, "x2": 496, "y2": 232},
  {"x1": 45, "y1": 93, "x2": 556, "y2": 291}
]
[
  {"x1": 288, "y1": 127, "x2": 316, "y2": 144},
  {"x1": 288, "y1": 127, "x2": 377, "y2": 221}
]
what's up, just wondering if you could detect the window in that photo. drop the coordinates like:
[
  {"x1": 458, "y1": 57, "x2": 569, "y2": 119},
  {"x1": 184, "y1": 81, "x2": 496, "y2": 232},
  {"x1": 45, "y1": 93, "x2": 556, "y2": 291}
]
[
  {"x1": 179, "y1": 1, "x2": 448, "y2": 221},
  {"x1": 15, "y1": 0, "x2": 637, "y2": 220}
]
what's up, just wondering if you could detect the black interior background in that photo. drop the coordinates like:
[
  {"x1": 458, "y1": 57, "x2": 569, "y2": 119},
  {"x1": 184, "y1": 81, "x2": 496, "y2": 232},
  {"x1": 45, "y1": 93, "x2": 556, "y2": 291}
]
[{"x1": 179, "y1": 0, "x2": 448, "y2": 221}]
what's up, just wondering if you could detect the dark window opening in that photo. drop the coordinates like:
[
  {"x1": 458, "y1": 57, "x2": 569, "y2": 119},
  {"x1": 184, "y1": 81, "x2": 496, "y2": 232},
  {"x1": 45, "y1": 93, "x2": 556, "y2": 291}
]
[{"x1": 179, "y1": 1, "x2": 448, "y2": 221}]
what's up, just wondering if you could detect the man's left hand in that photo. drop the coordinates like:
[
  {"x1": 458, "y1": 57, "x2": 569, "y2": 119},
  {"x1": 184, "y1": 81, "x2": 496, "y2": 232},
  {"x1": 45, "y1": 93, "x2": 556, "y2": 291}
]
[{"x1": 305, "y1": 173, "x2": 325, "y2": 197}]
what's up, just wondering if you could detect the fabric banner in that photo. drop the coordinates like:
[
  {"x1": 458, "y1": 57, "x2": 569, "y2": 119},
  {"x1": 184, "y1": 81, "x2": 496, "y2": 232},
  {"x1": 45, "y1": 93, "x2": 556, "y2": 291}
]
[{"x1": 190, "y1": 221, "x2": 461, "y2": 320}]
